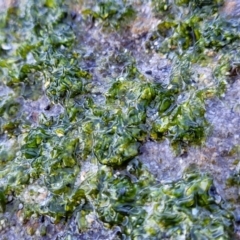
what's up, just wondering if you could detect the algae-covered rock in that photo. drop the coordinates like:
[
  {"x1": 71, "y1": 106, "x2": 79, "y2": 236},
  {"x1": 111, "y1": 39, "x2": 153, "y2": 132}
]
[{"x1": 0, "y1": 0, "x2": 238, "y2": 239}]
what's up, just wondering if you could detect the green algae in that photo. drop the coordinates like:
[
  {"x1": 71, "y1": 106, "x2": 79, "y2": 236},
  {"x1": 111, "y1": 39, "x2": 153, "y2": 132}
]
[
  {"x1": 82, "y1": 0, "x2": 136, "y2": 29},
  {"x1": 148, "y1": 0, "x2": 237, "y2": 97},
  {"x1": 0, "y1": 189, "x2": 6, "y2": 213},
  {"x1": 79, "y1": 162, "x2": 233, "y2": 239},
  {"x1": 0, "y1": 0, "x2": 238, "y2": 238},
  {"x1": 0, "y1": 97, "x2": 21, "y2": 135},
  {"x1": 226, "y1": 145, "x2": 240, "y2": 188}
]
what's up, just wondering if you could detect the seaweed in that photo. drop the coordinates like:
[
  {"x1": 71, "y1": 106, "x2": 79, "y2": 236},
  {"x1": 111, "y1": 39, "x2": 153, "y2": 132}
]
[
  {"x1": 0, "y1": 0, "x2": 237, "y2": 238},
  {"x1": 82, "y1": 0, "x2": 136, "y2": 29}
]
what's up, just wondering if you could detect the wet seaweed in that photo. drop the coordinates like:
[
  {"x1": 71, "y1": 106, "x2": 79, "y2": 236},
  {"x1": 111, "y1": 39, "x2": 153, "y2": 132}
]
[{"x1": 0, "y1": 0, "x2": 237, "y2": 238}]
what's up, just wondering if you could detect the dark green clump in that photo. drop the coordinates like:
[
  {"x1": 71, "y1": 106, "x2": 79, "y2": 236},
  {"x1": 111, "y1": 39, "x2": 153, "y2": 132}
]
[
  {"x1": 82, "y1": 0, "x2": 136, "y2": 29},
  {"x1": 88, "y1": 162, "x2": 234, "y2": 239},
  {"x1": 0, "y1": 97, "x2": 21, "y2": 135},
  {"x1": 149, "y1": 0, "x2": 237, "y2": 54},
  {"x1": 0, "y1": 189, "x2": 6, "y2": 213},
  {"x1": 152, "y1": 0, "x2": 223, "y2": 15},
  {"x1": 227, "y1": 146, "x2": 240, "y2": 187}
]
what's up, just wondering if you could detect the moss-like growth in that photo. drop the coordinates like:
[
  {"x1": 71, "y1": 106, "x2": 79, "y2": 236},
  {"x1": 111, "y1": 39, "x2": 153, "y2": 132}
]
[
  {"x1": 82, "y1": 0, "x2": 136, "y2": 29},
  {"x1": 89, "y1": 162, "x2": 233, "y2": 238},
  {"x1": 0, "y1": 0, "x2": 237, "y2": 238}
]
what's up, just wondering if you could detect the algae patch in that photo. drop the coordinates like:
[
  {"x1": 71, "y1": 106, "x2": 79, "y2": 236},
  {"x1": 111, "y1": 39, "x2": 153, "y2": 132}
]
[{"x1": 0, "y1": 0, "x2": 238, "y2": 238}]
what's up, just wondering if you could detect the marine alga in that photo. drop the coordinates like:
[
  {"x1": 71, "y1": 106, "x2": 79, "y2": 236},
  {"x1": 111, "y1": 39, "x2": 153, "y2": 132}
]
[{"x1": 0, "y1": 0, "x2": 237, "y2": 238}]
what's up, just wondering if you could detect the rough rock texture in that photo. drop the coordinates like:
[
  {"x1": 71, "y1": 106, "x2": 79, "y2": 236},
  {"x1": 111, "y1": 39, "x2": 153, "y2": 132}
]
[{"x1": 221, "y1": 0, "x2": 240, "y2": 17}]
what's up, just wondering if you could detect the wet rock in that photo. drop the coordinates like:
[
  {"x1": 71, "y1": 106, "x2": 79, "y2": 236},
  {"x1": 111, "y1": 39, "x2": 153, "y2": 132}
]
[
  {"x1": 18, "y1": 203, "x2": 23, "y2": 210},
  {"x1": 221, "y1": 0, "x2": 240, "y2": 17}
]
